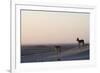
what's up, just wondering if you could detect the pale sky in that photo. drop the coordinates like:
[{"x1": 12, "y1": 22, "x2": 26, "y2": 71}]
[{"x1": 21, "y1": 10, "x2": 89, "y2": 45}]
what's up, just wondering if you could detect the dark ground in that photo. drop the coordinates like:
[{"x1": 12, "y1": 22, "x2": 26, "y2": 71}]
[{"x1": 21, "y1": 44, "x2": 89, "y2": 63}]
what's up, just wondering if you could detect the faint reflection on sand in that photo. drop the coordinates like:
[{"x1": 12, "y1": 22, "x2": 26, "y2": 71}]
[{"x1": 45, "y1": 46, "x2": 89, "y2": 59}]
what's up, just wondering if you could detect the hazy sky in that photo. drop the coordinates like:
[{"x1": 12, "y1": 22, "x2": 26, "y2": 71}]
[{"x1": 21, "y1": 10, "x2": 89, "y2": 45}]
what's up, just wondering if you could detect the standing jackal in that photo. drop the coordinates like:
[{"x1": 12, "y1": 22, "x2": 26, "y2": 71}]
[{"x1": 76, "y1": 37, "x2": 84, "y2": 47}]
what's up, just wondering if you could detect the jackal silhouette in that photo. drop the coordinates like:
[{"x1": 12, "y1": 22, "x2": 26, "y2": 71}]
[{"x1": 76, "y1": 37, "x2": 84, "y2": 47}]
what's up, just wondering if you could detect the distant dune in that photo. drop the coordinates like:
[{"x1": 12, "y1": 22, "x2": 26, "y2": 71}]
[
  {"x1": 21, "y1": 44, "x2": 89, "y2": 63},
  {"x1": 45, "y1": 46, "x2": 89, "y2": 59}
]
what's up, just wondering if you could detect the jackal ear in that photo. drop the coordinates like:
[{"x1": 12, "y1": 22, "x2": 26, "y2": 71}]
[{"x1": 77, "y1": 37, "x2": 79, "y2": 39}]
